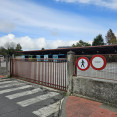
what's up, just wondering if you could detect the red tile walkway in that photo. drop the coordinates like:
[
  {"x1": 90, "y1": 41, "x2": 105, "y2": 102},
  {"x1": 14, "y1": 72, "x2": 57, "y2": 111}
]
[
  {"x1": 0, "y1": 75, "x2": 5, "y2": 78},
  {"x1": 66, "y1": 96, "x2": 117, "y2": 117}
]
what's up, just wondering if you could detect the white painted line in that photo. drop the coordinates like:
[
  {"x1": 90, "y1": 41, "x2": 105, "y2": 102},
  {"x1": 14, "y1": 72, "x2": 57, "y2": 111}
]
[
  {"x1": 0, "y1": 85, "x2": 32, "y2": 94},
  {"x1": 0, "y1": 83, "x2": 24, "y2": 89},
  {"x1": 6, "y1": 88, "x2": 42, "y2": 99},
  {"x1": 17, "y1": 92, "x2": 59, "y2": 107},
  {"x1": 33, "y1": 101, "x2": 60, "y2": 117},
  {"x1": 0, "y1": 80, "x2": 18, "y2": 85}
]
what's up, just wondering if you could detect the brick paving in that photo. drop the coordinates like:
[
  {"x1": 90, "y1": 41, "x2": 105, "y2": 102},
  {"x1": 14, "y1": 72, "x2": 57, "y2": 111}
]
[
  {"x1": 66, "y1": 96, "x2": 117, "y2": 117},
  {"x1": 0, "y1": 75, "x2": 5, "y2": 78}
]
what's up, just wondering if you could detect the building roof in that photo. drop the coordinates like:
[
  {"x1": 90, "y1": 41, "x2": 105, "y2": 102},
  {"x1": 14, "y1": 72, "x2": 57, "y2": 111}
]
[{"x1": 18, "y1": 44, "x2": 117, "y2": 55}]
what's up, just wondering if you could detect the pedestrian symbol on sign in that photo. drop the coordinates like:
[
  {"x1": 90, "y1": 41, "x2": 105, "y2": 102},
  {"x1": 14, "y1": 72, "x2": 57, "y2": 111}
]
[
  {"x1": 81, "y1": 59, "x2": 85, "y2": 68},
  {"x1": 77, "y1": 57, "x2": 90, "y2": 71}
]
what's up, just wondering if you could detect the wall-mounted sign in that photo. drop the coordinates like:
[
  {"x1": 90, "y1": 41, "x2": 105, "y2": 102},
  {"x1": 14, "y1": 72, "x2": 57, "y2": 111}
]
[
  {"x1": 77, "y1": 57, "x2": 90, "y2": 71},
  {"x1": 91, "y1": 55, "x2": 106, "y2": 70}
]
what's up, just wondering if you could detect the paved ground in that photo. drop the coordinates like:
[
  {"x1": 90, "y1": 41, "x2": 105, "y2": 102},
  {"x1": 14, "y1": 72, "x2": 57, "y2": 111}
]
[
  {"x1": 0, "y1": 78, "x2": 64, "y2": 117},
  {"x1": 1, "y1": 78, "x2": 117, "y2": 117},
  {"x1": 0, "y1": 75, "x2": 5, "y2": 78},
  {"x1": 65, "y1": 96, "x2": 117, "y2": 117}
]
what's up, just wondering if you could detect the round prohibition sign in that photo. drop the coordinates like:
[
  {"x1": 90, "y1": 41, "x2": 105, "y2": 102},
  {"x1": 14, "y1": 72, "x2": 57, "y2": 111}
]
[
  {"x1": 91, "y1": 55, "x2": 106, "y2": 70},
  {"x1": 76, "y1": 57, "x2": 90, "y2": 71}
]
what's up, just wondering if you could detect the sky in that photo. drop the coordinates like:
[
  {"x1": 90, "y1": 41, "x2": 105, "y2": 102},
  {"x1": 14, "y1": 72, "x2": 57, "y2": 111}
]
[{"x1": 0, "y1": 0, "x2": 117, "y2": 50}]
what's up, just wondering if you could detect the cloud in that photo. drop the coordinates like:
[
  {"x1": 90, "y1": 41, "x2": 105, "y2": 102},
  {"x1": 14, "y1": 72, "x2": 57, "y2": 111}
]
[
  {"x1": 48, "y1": 40, "x2": 78, "y2": 49},
  {"x1": 0, "y1": 0, "x2": 106, "y2": 36},
  {"x1": 0, "y1": 0, "x2": 114, "y2": 44},
  {"x1": 56, "y1": 0, "x2": 91, "y2": 3},
  {"x1": 50, "y1": 30, "x2": 60, "y2": 36},
  {"x1": 0, "y1": 20, "x2": 15, "y2": 33},
  {"x1": 115, "y1": 32, "x2": 117, "y2": 37},
  {"x1": 88, "y1": 40, "x2": 93, "y2": 45},
  {"x1": 1, "y1": 0, "x2": 81, "y2": 32},
  {"x1": 0, "y1": 34, "x2": 78, "y2": 50},
  {"x1": 55, "y1": 0, "x2": 117, "y2": 10}
]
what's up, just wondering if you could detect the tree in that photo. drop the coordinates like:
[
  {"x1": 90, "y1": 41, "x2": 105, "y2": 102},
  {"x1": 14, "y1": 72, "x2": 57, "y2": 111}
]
[
  {"x1": 1, "y1": 42, "x2": 16, "y2": 57},
  {"x1": 72, "y1": 40, "x2": 91, "y2": 47},
  {"x1": 92, "y1": 34, "x2": 104, "y2": 46},
  {"x1": 15, "y1": 44, "x2": 22, "y2": 56},
  {"x1": 41, "y1": 48, "x2": 45, "y2": 50},
  {"x1": 0, "y1": 42, "x2": 22, "y2": 57},
  {"x1": 0, "y1": 47, "x2": 7, "y2": 57},
  {"x1": 105, "y1": 29, "x2": 117, "y2": 45},
  {"x1": 16, "y1": 44, "x2": 22, "y2": 51}
]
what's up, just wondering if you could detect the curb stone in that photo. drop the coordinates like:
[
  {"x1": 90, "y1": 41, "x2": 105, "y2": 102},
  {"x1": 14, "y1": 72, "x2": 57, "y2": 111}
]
[{"x1": 60, "y1": 96, "x2": 68, "y2": 117}]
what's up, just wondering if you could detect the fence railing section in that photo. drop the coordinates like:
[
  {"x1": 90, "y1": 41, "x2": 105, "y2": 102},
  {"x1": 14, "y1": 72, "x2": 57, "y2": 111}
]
[
  {"x1": 11, "y1": 58, "x2": 67, "y2": 91},
  {"x1": 74, "y1": 54, "x2": 117, "y2": 81}
]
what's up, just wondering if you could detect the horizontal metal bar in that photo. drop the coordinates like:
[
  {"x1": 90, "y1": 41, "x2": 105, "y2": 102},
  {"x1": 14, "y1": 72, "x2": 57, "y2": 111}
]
[{"x1": 13, "y1": 77, "x2": 67, "y2": 92}]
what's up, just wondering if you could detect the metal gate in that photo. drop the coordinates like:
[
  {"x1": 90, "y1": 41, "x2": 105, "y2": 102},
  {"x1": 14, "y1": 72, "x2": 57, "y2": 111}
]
[{"x1": 10, "y1": 58, "x2": 67, "y2": 91}]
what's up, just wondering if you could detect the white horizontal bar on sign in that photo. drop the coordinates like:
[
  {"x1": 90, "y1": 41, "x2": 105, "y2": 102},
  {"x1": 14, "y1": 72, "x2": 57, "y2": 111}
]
[
  {"x1": 0, "y1": 83, "x2": 24, "y2": 89},
  {"x1": 6, "y1": 88, "x2": 42, "y2": 99},
  {"x1": 0, "y1": 81, "x2": 18, "y2": 85},
  {"x1": 0, "y1": 85, "x2": 32, "y2": 94},
  {"x1": 17, "y1": 92, "x2": 59, "y2": 107},
  {"x1": 33, "y1": 101, "x2": 60, "y2": 117}
]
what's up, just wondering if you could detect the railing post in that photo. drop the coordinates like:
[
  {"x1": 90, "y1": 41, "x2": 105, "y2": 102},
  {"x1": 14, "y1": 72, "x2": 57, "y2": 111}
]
[
  {"x1": 6, "y1": 55, "x2": 10, "y2": 77},
  {"x1": 6, "y1": 54, "x2": 14, "y2": 77},
  {"x1": 0, "y1": 58, "x2": 1, "y2": 67},
  {"x1": 67, "y1": 51, "x2": 75, "y2": 95}
]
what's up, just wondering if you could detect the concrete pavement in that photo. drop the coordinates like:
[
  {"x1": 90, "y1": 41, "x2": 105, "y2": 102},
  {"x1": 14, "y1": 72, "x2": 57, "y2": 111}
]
[{"x1": 0, "y1": 78, "x2": 64, "y2": 117}]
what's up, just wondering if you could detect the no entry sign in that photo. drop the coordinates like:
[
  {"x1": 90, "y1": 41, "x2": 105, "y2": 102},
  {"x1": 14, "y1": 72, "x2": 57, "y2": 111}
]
[
  {"x1": 91, "y1": 55, "x2": 106, "y2": 70},
  {"x1": 77, "y1": 57, "x2": 90, "y2": 71}
]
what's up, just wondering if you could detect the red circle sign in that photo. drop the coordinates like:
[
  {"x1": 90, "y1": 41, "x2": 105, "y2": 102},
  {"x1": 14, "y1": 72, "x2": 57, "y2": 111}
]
[
  {"x1": 77, "y1": 57, "x2": 90, "y2": 71},
  {"x1": 91, "y1": 55, "x2": 106, "y2": 70}
]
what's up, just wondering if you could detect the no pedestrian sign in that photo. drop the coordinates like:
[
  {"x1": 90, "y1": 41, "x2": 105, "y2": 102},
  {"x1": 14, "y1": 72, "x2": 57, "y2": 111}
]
[
  {"x1": 90, "y1": 55, "x2": 106, "y2": 70},
  {"x1": 76, "y1": 57, "x2": 90, "y2": 71}
]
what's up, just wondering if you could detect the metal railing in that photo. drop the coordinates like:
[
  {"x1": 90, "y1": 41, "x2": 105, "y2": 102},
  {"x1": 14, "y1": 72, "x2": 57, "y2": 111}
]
[
  {"x1": 74, "y1": 54, "x2": 117, "y2": 81},
  {"x1": 10, "y1": 58, "x2": 67, "y2": 91}
]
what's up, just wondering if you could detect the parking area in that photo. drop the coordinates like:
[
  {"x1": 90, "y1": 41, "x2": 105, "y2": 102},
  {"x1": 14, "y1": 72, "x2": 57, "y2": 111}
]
[{"x1": 0, "y1": 78, "x2": 64, "y2": 117}]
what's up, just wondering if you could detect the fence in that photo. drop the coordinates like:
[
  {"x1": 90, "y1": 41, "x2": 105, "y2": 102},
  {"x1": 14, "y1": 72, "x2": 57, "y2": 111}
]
[
  {"x1": 0, "y1": 57, "x2": 7, "y2": 76},
  {"x1": 0, "y1": 57, "x2": 6, "y2": 67},
  {"x1": 73, "y1": 54, "x2": 117, "y2": 81},
  {"x1": 10, "y1": 58, "x2": 67, "y2": 91}
]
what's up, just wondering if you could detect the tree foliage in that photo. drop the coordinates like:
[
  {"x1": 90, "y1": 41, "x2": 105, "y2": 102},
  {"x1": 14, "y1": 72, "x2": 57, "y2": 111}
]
[
  {"x1": 15, "y1": 44, "x2": 22, "y2": 56},
  {"x1": 105, "y1": 29, "x2": 117, "y2": 45},
  {"x1": 41, "y1": 48, "x2": 45, "y2": 50},
  {"x1": 0, "y1": 47, "x2": 7, "y2": 57},
  {"x1": 0, "y1": 42, "x2": 22, "y2": 57},
  {"x1": 16, "y1": 43, "x2": 22, "y2": 51},
  {"x1": 72, "y1": 40, "x2": 91, "y2": 47},
  {"x1": 92, "y1": 34, "x2": 104, "y2": 46}
]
